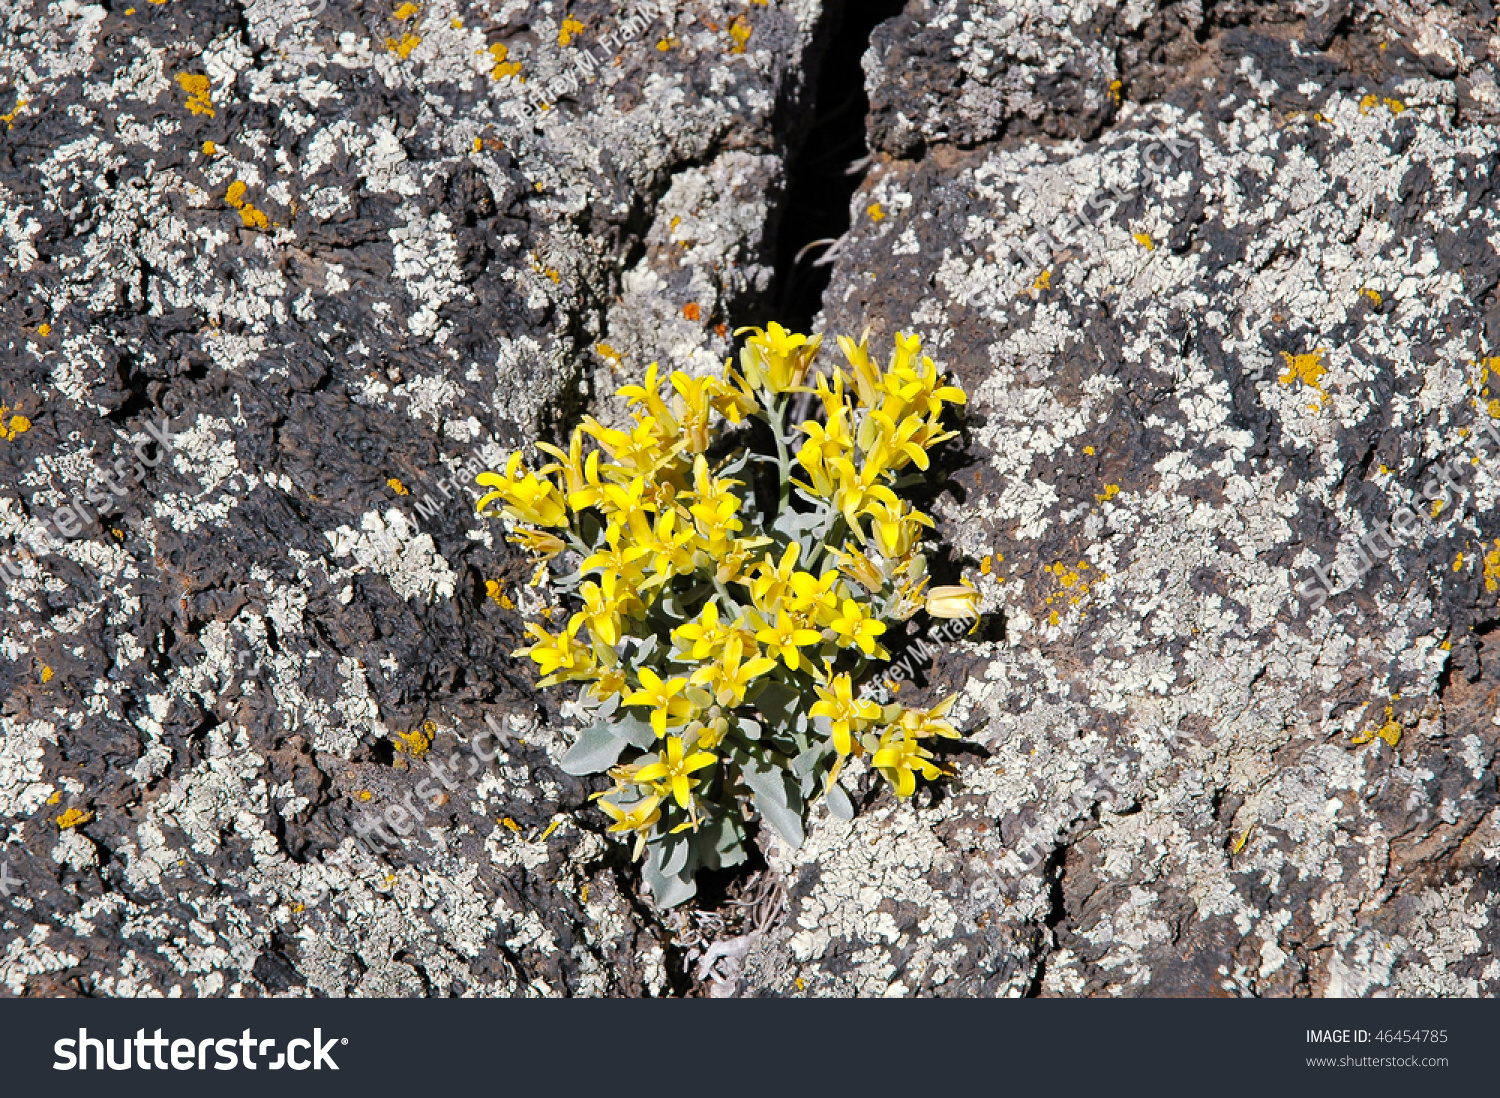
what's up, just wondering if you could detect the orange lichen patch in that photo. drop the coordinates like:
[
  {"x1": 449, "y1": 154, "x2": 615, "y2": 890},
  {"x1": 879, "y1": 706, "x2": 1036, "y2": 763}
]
[
  {"x1": 40, "y1": 666, "x2": 53, "y2": 683},
  {"x1": 1352, "y1": 705, "x2": 1402, "y2": 748},
  {"x1": 394, "y1": 2, "x2": 419, "y2": 19},
  {"x1": 1041, "y1": 559, "x2": 1102, "y2": 620},
  {"x1": 728, "y1": 15, "x2": 753, "y2": 53},
  {"x1": 558, "y1": 16, "x2": 585, "y2": 46},
  {"x1": 386, "y1": 33, "x2": 422, "y2": 58},
  {"x1": 224, "y1": 180, "x2": 270, "y2": 230},
  {"x1": 0, "y1": 404, "x2": 31, "y2": 441},
  {"x1": 56, "y1": 808, "x2": 92, "y2": 829},
  {"x1": 1279, "y1": 349, "x2": 1327, "y2": 409},
  {"x1": 488, "y1": 42, "x2": 523, "y2": 80},
  {"x1": 682, "y1": 302, "x2": 701, "y2": 321},
  {"x1": 174, "y1": 72, "x2": 215, "y2": 117},
  {"x1": 867, "y1": 201, "x2": 885, "y2": 222},
  {"x1": 0, "y1": 97, "x2": 27, "y2": 128},
  {"x1": 387, "y1": 477, "x2": 409, "y2": 495},
  {"x1": 715, "y1": 323, "x2": 728, "y2": 338},
  {"x1": 485, "y1": 579, "x2": 516, "y2": 609},
  {"x1": 1484, "y1": 542, "x2": 1500, "y2": 593},
  {"x1": 1133, "y1": 232, "x2": 1154, "y2": 250}
]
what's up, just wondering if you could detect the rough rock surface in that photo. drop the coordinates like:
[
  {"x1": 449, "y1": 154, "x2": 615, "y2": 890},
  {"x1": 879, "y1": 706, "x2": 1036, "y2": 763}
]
[
  {"x1": 740, "y1": 0, "x2": 1500, "y2": 997},
  {"x1": 4, "y1": 0, "x2": 1500, "y2": 1000},
  {"x1": 0, "y1": 0, "x2": 823, "y2": 997}
]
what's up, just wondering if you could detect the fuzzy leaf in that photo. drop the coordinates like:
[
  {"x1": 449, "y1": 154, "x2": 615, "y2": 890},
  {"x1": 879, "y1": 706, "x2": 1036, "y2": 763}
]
[
  {"x1": 824, "y1": 782, "x2": 855, "y2": 821},
  {"x1": 559, "y1": 723, "x2": 626, "y2": 776},
  {"x1": 611, "y1": 709, "x2": 657, "y2": 751},
  {"x1": 643, "y1": 841, "x2": 697, "y2": 908},
  {"x1": 741, "y1": 753, "x2": 804, "y2": 848},
  {"x1": 750, "y1": 679, "x2": 805, "y2": 733}
]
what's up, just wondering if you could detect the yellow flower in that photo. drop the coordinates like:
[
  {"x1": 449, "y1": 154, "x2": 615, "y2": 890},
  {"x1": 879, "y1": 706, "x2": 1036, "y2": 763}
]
[
  {"x1": 515, "y1": 618, "x2": 594, "y2": 684},
  {"x1": 509, "y1": 527, "x2": 565, "y2": 558},
  {"x1": 736, "y1": 322, "x2": 822, "y2": 393},
  {"x1": 536, "y1": 428, "x2": 607, "y2": 511},
  {"x1": 581, "y1": 527, "x2": 652, "y2": 587},
  {"x1": 861, "y1": 408, "x2": 931, "y2": 471},
  {"x1": 706, "y1": 368, "x2": 759, "y2": 423},
  {"x1": 587, "y1": 667, "x2": 629, "y2": 702},
  {"x1": 872, "y1": 730, "x2": 942, "y2": 797},
  {"x1": 829, "y1": 455, "x2": 899, "y2": 528},
  {"x1": 751, "y1": 608, "x2": 823, "y2": 671},
  {"x1": 867, "y1": 499, "x2": 932, "y2": 560},
  {"x1": 669, "y1": 370, "x2": 718, "y2": 453},
  {"x1": 749, "y1": 542, "x2": 803, "y2": 607},
  {"x1": 925, "y1": 581, "x2": 980, "y2": 620},
  {"x1": 634, "y1": 736, "x2": 718, "y2": 808},
  {"x1": 642, "y1": 509, "x2": 699, "y2": 586},
  {"x1": 890, "y1": 695, "x2": 960, "y2": 740},
  {"x1": 597, "y1": 475, "x2": 658, "y2": 544},
  {"x1": 477, "y1": 453, "x2": 568, "y2": 527},
  {"x1": 578, "y1": 572, "x2": 636, "y2": 648},
  {"x1": 810, "y1": 671, "x2": 881, "y2": 755},
  {"x1": 623, "y1": 667, "x2": 697, "y2": 736},
  {"x1": 785, "y1": 568, "x2": 841, "y2": 625},
  {"x1": 672, "y1": 600, "x2": 740, "y2": 660},
  {"x1": 827, "y1": 598, "x2": 888, "y2": 657},
  {"x1": 597, "y1": 794, "x2": 663, "y2": 852},
  {"x1": 690, "y1": 633, "x2": 777, "y2": 707},
  {"x1": 797, "y1": 404, "x2": 853, "y2": 465},
  {"x1": 835, "y1": 333, "x2": 883, "y2": 408},
  {"x1": 834, "y1": 548, "x2": 886, "y2": 592}
]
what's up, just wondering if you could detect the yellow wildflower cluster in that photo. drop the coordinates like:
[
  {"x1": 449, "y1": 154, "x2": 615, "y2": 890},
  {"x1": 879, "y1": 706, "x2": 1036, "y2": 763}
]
[{"x1": 479, "y1": 324, "x2": 975, "y2": 903}]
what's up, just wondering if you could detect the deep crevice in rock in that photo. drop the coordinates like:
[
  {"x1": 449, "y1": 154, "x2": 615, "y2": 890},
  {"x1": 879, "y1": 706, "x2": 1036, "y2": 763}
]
[{"x1": 769, "y1": 0, "x2": 907, "y2": 333}]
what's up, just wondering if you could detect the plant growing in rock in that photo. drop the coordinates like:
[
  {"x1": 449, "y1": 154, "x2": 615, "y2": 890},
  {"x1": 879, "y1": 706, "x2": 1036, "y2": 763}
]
[{"x1": 478, "y1": 324, "x2": 978, "y2": 905}]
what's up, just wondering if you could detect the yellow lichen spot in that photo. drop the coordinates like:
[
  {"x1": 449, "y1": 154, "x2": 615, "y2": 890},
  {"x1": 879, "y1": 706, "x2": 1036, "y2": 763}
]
[
  {"x1": 201, "y1": 140, "x2": 216, "y2": 156},
  {"x1": 40, "y1": 666, "x2": 53, "y2": 683},
  {"x1": 1133, "y1": 232, "x2": 1154, "y2": 250},
  {"x1": 1095, "y1": 483, "x2": 1120, "y2": 502},
  {"x1": 657, "y1": 37, "x2": 676, "y2": 51},
  {"x1": 501, "y1": 816, "x2": 522, "y2": 833},
  {"x1": 1030, "y1": 269, "x2": 1052, "y2": 294},
  {"x1": 1454, "y1": 552, "x2": 1464, "y2": 572},
  {"x1": 559, "y1": 16, "x2": 585, "y2": 46},
  {"x1": 728, "y1": 16, "x2": 753, "y2": 53},
  {"x1": 393, "y1": 724, "x2": 433, "y2": 758},
  {"x1": 1279, "y1": 349, "x2": 1327, "y2": 408},
  {"x1": 1109, "y1": 78, "x2": 1122, "y2": 105},
  {"x1": 0, "y1": 404, "x2": 31, "y2": 441},
  {"x1": 224, "y1": 180, "x2": 270, "y2": 230},
  {"x1": 1360, "y1": 287, "x2": 1381, "y2": 306},
  {"x1": 126, "y1": 6, "x2": 136, "y2": 12},
  {"x1": 46, "y1": 791, "x2": 61, "y2": 805},
  {"x1": 472, "y1": 136, "x2": 484, "y2": 152},
  {"x1": 1484, "y1": 542, "x2": 1500, "y2": 593},
  {"x1": 1359, "y1": 93, "x2": 1379, "y2": 113},
  {"x1": 1352, "y1": 705, "x2": 1402, "y2": 748},
  {"x1": 394, "y1": 2, "x2": 420, "y2": 20},
  {"x1": 1, "y1": 98, "x2": 29, "y2": 128},
  {"x1": 795, "y1": 976, "x2": 806, "y2": 991},
  {"x1": 867, "y1": 202, "x2": 885, "y2": 222},
  {"x1": 357, "y1": 789, "x2": 373, "y2": 801},
  {"x1": 452, "y1": 18, "x2": 463, "y2": 28},
  {"x1": 37, "y1": 322, "x2": 50, "y2": 337},
  {"x1": 174, "y1": 72, "x2": 215, "y2": 117},
  {"x1": 1432, "y1": 498, "x2": 1445, "y2": 519},
  {"x1": 1047, "y1": 610, "x2": 1060, "y2": 626},
  {"x1": 979, "y1": 554, "x2": 992, "y2": 576},
  {"x1": 291, "y1": 902, "x2": 305, "y2": 914},
  {"x1": 485, "y1": 579, "x2": 516, "y2": 609},
  {"x1": 539, "y1": 818, "x2": 562, "y2": 841},
  {"x1": 387, "y1": 477, "x2": 409, "y2": 495},
  {"x1": 56, "y1": 808, "x2": 92, "y2": 829},
  {"x1": 595, "y1": 342, "x2": 623, "y2": 369},
  {"x1": 225, "y1": 180, "x2": 247, "y2": 208},
  {"x1": 488, "y1": 42, "x2": 523, "y2": 80},
  {"x1": 1083, "y1": 445, "x2": 1094, "y2": 455},
  {"x1": 581, "y1": 884, "x2": 590, "y2": 903},
  {"x1": 386, "y1": 34, "x2": 422, "y2": 58},
  {"x1": 1384, "y1": 97, "x2": 1405, "y2": 114}
]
